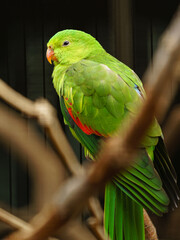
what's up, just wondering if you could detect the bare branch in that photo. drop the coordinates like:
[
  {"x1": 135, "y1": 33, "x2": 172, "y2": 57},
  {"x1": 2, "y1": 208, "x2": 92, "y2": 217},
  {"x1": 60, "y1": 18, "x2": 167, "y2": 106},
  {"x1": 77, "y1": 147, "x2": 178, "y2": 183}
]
[
  {"x1": 0, "y1": 103, "x2": 65, "y2": 207},
  {"x1": 34, "y1": 99, "x2": 84, "y2": 176},
  {"x1": 87, "y1": 217, "x2": 106, "y2": 240},
  {"x1": 0, "y1": 208, "x2": 97, "y2": 240},
  {"x1": 0, "y1": 80, "x2": 35, "y2": 117},
  {"x1": 0, "y1": 208, "x2": 59, "y2": 240},
  {"x1": 143, "y1": 210, "x2": 158, "y2": 240},
  {"x1": 0, "y1": 208, "x2": 32, "y2": 232}
]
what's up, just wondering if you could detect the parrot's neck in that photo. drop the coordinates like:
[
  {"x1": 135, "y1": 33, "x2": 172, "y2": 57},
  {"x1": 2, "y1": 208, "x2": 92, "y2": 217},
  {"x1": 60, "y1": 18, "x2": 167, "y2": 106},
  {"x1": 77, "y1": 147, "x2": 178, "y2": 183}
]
[
  {"x1": 52, "y1": 48, "x2": 106, "y2": 95},
  {"x1": 52, "y1": 64, "x2": 70, "y2": 96}
]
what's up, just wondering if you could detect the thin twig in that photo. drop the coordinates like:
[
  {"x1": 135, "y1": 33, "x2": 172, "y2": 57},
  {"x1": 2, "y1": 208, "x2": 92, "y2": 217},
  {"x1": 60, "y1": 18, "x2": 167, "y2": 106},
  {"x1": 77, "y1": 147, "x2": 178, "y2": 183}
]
[
  {"x1": 0, "y1": 208, "x2": 32, "y2": 232},
  {"x1": 0, "y1": 208, "x2": 58, "y2": 240},
  {"x1": 0, "y1": 208, "x2": 97, "y2": 240},
  {"x1": 0, "y1": 80, "x2": 35, "y2": 117},
  {"x1": 143, "y1": 210, "x2": 158, "y2": 240},
  {"x1": 87, "y1": 217, "x2": 106, "y2": 240}
]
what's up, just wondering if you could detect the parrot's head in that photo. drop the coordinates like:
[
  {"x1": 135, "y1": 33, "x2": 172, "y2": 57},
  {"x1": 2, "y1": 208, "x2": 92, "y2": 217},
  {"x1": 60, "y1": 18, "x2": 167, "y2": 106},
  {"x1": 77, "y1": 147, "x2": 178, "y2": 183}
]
[{"x1": 46, "y1": 29, "x2": 104, "y2": 65}]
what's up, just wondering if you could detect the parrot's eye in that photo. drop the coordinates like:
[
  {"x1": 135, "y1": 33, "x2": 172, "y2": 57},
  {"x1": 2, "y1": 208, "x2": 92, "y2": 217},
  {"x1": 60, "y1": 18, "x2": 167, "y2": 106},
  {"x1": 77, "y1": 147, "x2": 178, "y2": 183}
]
[{"x1": 62, "y1": 40, "x2": 70, "y2": 46}]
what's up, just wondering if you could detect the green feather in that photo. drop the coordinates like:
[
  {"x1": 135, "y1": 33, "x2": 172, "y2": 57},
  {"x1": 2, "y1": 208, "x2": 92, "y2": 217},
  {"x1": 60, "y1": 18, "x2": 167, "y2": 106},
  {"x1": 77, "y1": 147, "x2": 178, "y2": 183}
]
[
  {"x1": 114, "y1": 178, "x2": 166, "y2": 215},
  {"x1": 123, "y1": 194, "x2": 144, "y2": 240},
  {"x1": 115, "y1": 188, "x2": 123, "y2": 240},
  {"x1": 120, "y1": 172, "x2": 169, "y2": 205},
  {"x1": 104, "y1": 182, "x2": 116, "y2": 240},
  {"x1": 83, "y1": 96, "x2": 98, "y2": 118},
  {"x1": 126, "y1": 167, "x2": 161, "y2": 190},
  {"x1": 96, "y1": 79, "x2": 111, "y2": 96},
  {"x1": 93, "y1": 92, "x2": 107, "y2": 109},
  {"x1": 106, "y1": 95, "x2": 124, "y2": 118},
  {"x1": 105, "y1": 183, "x2": 145, "y2": 240},
  {"x1": 73, "y1": 89, "x2": 84, "y2": 113},
  {"x1": 133, "y1": 201, "x2": 145, "y2": 240}
]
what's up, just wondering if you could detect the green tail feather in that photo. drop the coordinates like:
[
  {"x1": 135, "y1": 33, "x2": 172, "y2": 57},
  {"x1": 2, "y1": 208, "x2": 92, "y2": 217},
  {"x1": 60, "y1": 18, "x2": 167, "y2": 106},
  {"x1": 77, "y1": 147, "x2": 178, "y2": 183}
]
[{"x1": 105, "y1": 182, "x2": 145, "y2": 240}]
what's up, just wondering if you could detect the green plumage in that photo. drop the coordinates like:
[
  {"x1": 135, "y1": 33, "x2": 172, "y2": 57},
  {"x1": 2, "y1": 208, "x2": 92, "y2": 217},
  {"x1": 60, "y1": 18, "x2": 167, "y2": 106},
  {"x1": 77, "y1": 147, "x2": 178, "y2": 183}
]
[{"x1": 47, "y1": 29, "x2": 179, "y2": 240}]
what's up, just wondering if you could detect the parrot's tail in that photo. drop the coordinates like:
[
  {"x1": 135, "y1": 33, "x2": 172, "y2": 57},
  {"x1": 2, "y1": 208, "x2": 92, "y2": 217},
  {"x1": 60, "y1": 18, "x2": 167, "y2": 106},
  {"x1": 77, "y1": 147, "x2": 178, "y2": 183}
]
[{"x1": 104, "y1": 182, "x2": 145, "y2": 240}]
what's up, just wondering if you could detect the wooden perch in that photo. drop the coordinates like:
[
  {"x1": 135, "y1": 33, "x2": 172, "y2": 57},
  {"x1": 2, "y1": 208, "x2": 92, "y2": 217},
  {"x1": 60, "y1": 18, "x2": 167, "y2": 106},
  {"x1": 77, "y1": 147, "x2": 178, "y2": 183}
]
[{"x1": 143, "y1": 210, "x2": 158, "y2": 240}]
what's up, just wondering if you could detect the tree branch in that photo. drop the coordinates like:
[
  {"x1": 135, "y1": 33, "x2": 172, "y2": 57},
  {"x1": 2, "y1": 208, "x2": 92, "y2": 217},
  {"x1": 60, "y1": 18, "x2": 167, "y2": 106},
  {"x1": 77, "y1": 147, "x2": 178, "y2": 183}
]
[
  {"x1": 0, "y1": 208, "x2": 97, "y2": 240},
  {"x1": 0, "y1": 80, "x2": 35, "y2": 117},
  {"x1": 143, "y1": 210, "x2": 158, "y2": 240},
  {"x1": 0, "y1": 208, "x2": 32, "y2": 232}
]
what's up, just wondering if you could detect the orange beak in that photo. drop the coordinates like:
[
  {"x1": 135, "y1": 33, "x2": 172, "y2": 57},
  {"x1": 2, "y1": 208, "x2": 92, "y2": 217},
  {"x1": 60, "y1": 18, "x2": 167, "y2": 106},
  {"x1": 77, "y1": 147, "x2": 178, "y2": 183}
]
[{"x1": 46, "y1": 47, "x2": 57, "y2": 64}]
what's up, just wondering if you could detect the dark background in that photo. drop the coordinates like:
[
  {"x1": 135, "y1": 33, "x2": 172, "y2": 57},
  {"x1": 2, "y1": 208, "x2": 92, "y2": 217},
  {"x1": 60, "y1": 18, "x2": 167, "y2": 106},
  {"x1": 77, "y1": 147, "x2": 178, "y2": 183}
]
[{"x1": 0, "y1": 0, "x2": 179, "y2": 239}]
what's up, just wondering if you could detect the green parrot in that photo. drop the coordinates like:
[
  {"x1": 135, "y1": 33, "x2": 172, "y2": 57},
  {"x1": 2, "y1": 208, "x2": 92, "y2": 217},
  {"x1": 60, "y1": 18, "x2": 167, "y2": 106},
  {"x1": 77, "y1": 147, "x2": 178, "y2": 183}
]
[{"x1": 46, "y1": 30, "x2": 179, "y2": 240}]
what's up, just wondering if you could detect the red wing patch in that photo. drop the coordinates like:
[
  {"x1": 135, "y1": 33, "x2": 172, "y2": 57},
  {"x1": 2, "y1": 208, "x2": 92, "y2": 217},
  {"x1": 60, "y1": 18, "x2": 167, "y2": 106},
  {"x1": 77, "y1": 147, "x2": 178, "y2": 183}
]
[{"x1": 67, "y1": 107, "x2": 102, "y2": 136}]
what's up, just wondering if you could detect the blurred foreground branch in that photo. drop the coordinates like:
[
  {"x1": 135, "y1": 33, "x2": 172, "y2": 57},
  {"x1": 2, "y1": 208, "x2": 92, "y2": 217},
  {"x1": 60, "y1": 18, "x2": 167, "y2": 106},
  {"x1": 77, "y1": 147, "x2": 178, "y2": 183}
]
[
  {"x1": 0, "y1": 5, "x2": 179, "y2": 240},
  {"x1": 0, "y1": 103, "x2": 65, "y2": 207},
  {"x1": 0, "y1": 208, "x2": 96, "y2": 240},
  {"x1": 0, "y1": 82, "x2": 105, "y2": 239}
]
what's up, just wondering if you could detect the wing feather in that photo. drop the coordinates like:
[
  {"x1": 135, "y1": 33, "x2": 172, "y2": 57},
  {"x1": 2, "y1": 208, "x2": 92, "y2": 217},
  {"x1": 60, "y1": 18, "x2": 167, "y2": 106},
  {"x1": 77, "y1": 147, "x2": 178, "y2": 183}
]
[{"x1": 59, "y1": 59, "x2": 179, "y2": 215}]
